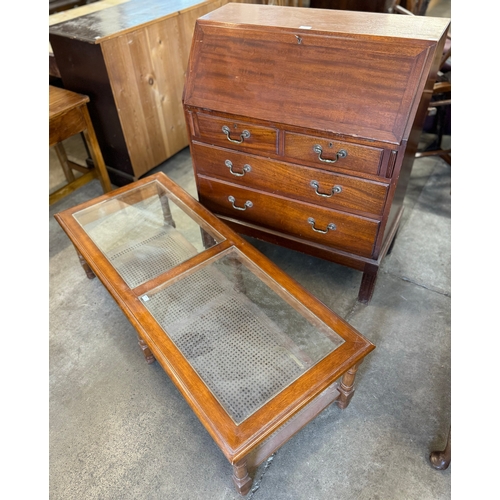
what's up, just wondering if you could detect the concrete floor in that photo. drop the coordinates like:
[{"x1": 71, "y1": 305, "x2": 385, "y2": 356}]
[
  {"x1": 49, "y1": 2, "x2": 452, "y2": 498},
  {"x1": 50, "y1": 139, "x2": 451, "y2": 500}
]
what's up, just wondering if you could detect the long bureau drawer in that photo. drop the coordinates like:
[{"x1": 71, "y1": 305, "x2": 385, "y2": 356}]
[
  {"x1": 195, "y1": 113, "x2": 278, "y2": 156},
  {"x1": 284, "y1": 132, "x2": 384, "y2": 176},
  {"x1": 192, "y1": 143, "x2": 389, "y2": 217},
  {"x1": 197, "y1": 176, "x2": 380, "y2": 258}
]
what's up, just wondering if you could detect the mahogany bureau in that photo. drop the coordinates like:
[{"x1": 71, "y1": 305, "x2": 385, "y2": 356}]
[{"x1": 183, "y1": 4, "x2": 450, "y2": 303}]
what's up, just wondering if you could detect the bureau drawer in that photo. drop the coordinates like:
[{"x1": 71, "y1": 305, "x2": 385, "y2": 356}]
[
  {"x1": 192, "y1": 143, "x2": 389, "y2": 217},
  {"x1": 197, "y1": 177, "x2": 379, "y2": 258},
  {"x1": 284, "y1": 132, "x2": 384, "y2": 176},
  {"x1": 195, "y1": 113, "x2": 278, "y2": 155}
]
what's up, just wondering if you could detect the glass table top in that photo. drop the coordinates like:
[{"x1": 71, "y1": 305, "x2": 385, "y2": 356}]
[
  {"x1": 71, "y1": 177, "x2": 346, "y2": 425},
  {"x1": 73, "y1": 180, "x2": 224, "y2": 288},
  {"x1": 140, "y1": 248, "x2": 344, "y2": 424}
]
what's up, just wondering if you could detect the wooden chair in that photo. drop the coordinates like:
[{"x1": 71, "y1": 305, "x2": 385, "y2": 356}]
[
  {"x1": 49, "y1": 85, "x2": 112, "y2": 205},
  {"x1": 393, "y1": 2, "x2": 451, "y2": 164}
]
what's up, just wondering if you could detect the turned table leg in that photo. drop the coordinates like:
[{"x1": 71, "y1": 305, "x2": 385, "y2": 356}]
[
  {"x1": 336, "y1": 362, "x2": 361, "y2": 409},
  {"x1": 430, "y1": 427, "x2": 451, "y2": 470},
  {"x1": 138, "y1": 336, "x2": 156, "y2": 364},
  {"x1": 76, "y1": 249, "x2": 95, "y2": 279},
  {"x1": 232, "y1": 459, "x2": 253, "y2": 497}
]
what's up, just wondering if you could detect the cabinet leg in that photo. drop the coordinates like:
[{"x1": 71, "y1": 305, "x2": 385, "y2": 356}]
[
  {"x1": 430, "y1": 428, "x2": 451, "y2": 470},
  {"x1": 138, "y1": 336, "x2": 156, "y2": 364},
  {"x1": 232, "y1": 459, "x2": 253, "y2": 497},
  {"x1": 358, "y1": 269, "x2": 378, "y2": 304},
  {"x1": 336, "y1": 363, "x2": 360, "y2": 410},
  {"x1": 76, "y1": 249, "x2": 95, "y2": 279}
]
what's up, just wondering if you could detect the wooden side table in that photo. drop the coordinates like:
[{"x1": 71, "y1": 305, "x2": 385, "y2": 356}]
[{"x1": 49, "y1": 85, "x2": 112, "y2": 205}]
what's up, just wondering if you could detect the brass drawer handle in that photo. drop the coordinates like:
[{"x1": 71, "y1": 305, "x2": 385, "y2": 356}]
[
  {"x1": 310, "y1": 180, "x2": 342, "y2": 197},
  {"x1": 222, "y1": 125, "x2": 251, "y2": 144},
  {"x1": 313, "y1": 145, "x2": 347, "y2": 164},
  {"x1": 225, "y1": 159, "x2": 251, "y2": 177},
  {"x1": 307, "y1": 217, "x2": 336, "y2": 234},
  {"x1": 228, "y1": 195, "x2": 253, "y2": 211}
]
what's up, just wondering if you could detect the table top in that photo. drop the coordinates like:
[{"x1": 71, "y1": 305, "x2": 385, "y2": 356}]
[
  {"x1": 49, "y1": 85, "x2": 89, "y2": 119},
  {"x1": 49, "y1": 0, "x2": 130, "y2": 27},
  {"x1": 55, "y1": 172, "x2": 374, "y2": 462}
]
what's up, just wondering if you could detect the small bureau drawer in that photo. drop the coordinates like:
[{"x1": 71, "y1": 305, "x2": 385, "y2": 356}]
[
  {"x1": 192, "y1": 143, "x2": 389, "y2": 217},
  {"x1": 197, "y1": 176, "x2": 380, "y2": 258},
  {"x1": 284, "y1": 132, "x2": 384, "y2": 176},
  {"x1": 195, "y1": 113, "x2": 278, "y2": 155}
]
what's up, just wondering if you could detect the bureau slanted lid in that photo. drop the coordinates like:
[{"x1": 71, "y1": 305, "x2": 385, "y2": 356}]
[{"x1": 183, "y1": 3, "x2": 450, "y2": 145}]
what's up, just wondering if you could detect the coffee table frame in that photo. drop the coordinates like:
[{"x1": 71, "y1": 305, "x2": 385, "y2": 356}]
[{"x1": 54, "y1": 172, "x2": 375, "y2": 496}]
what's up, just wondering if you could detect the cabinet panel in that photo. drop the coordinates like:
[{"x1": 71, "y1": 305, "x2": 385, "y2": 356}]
[
  {"x1": 198, "y1": 176, "x2": 380, "y2": 257},
  {"x1": 101, "y1": 15, "x2": 189, "y2": 178},
  {"x1": 192, "y1": 143, "x2": 389, "y2": 217}
]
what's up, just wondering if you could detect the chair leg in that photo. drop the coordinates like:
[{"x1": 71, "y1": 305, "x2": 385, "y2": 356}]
[{"x1": 430, "y1": 427, "x2": 451, "y2": 470}]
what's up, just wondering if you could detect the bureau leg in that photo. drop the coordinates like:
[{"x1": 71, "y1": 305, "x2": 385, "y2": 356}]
[
  {"x1": 138, "y1": 336, "x2": 156, "y2": 365},
  {"x1": 336, "y1": 362, "x2": 361, "y2": 410},
  {"x1": 358, "y1": 269, "x2": 378, "y2": 304},
  {"x1": 232, "y1": 458, "x2": 253, "y2": 497},
  {"x1": 75, "y1": 249, "x2": 96, "y2": 279}
]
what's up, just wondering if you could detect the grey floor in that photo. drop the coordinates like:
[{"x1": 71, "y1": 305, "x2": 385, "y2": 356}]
[
  {"x1": 49, "y1": 2, "x2": 453, "y2": 498},
  {"x1": 50, "y1": 144, "x2": 451, "y2": 500}
]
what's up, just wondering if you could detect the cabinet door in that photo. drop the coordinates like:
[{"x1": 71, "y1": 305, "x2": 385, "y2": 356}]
[{"x1": 101, "y1": 15, "x2": 189, "y2": 178}]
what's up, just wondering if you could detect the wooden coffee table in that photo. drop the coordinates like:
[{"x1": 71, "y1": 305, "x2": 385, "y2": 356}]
[{"x1": 54, "y1": 172, "x2": 375, "y2": 496}]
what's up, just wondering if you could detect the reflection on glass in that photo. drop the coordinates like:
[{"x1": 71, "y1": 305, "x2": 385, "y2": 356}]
[
  {"x1": 72, "y1": 180, "x2": 224, "y2": 288},
  {"x1": 141, "y1": 249, "x2": 345, "y2": 424}
]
